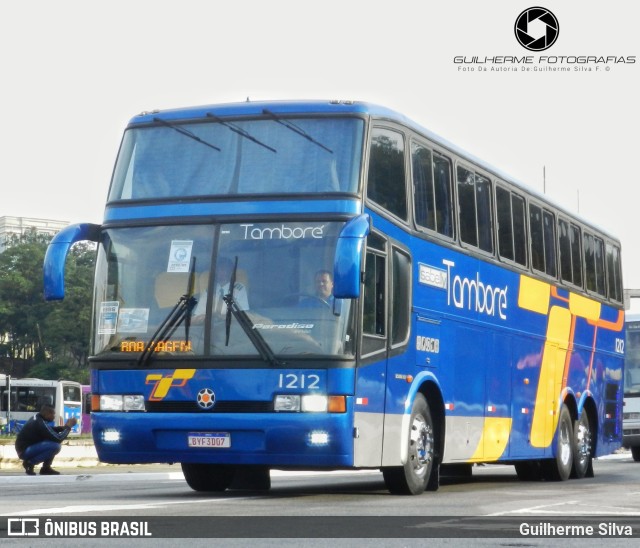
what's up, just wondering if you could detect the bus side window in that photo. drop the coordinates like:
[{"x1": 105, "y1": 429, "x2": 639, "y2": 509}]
[
  {"x1": 530, "y1": 204, "x2": 557, "y2": 278},
  {"x1": 584, "y1": 232, "x2": 606, "y2": 296},
  {"x1": 412, "y1": 142, "x2": 454, "y2": 239},
  {"x1": 496, "y1": 186, "x2": 514, "y2": 261},
  {"x1": 559, "y1": 218, "x2": 583, "y2": 288},
  {"x1": 606, "y1": 242, "x2": 622, "y2": 303},
  {"x1": 367, "y1": 128, "x2": 408, "y2": 222},
  {"x1": 457, "y1": 165, "x2": 494, "y2": 253},
  {"x1": 412, "y1": 143, "x2": 432, "y2": 229},
  {"x1": 496, "y1": 185, "x2": 527, "y2": 267}
]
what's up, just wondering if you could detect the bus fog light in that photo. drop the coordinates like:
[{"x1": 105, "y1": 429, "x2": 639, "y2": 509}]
[
  {"x1": 102, "y1": 429, "x2": 120, "y2": 443},
  {"x1": 301, "y1": 395, "x2": 328, "y2": 412},
  {"x1": 123, "y1": 395, "x2": 146, "y2": 411},
  {"x1": 274, "y1": 394, "x2": 301, "y2": 411},
  {"x1": 309, "y1": 430, "x2": 329, "y2": 445}
]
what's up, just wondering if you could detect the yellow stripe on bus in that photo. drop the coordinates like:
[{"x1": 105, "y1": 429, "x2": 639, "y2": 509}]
[
  {"x1": 569, "y1": 292, "x2": 601, "y2": 322},
  {"x1": 469, "y1": 417, "x2": 512, "y2": 461},
  {"x1": 530, "y1": 306, "x2": 572, "y2": 447},
  {"x1": 518, "y1": 275, "x2": 551, "y2": 315}
]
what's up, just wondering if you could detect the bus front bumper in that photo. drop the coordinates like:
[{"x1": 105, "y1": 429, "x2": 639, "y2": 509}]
[{"x1": 91, "y1": 411, "x2": 355, "y2": 467}]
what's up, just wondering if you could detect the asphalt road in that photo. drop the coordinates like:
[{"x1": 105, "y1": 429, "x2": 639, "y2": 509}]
[{"x1": 1, "y1": 453, "x2": 639, "y2": 546}]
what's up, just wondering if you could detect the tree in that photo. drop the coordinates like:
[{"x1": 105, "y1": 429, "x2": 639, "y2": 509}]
[
  {"x1": 0, "y1": 230, "x2": 95, "y2": 381},
  {"x1": 0, "y1": 231, "x2": 52, "y2": 363},
  {"x1": 41, "y1": 241, "x2": 95, "y2": 374}
]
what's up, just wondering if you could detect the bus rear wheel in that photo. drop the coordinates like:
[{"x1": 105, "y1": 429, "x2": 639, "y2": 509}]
[
  {"x1": 382, "y1": 393, "x2": 435, "y2": 495},
  {"x1": 541, "y1": 404, "x2": 573, "y2": 481},
  {"x1": 181, "y1": 463, "x2": 235, "y2": 492},
  {"x1": 571, "y1": 410, "x2": 593, "y2": 479},
  {"x1": 631, "y1": 446, "x2": 640, "y2": 462}
]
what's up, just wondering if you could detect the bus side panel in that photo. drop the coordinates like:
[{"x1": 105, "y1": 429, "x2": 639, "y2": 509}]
[
  {"x1": 353, "y1": 358, "x2": 386, "y2": 467},
  {"x1": 402, "y1": 232, "x2": 623, "y2": 465},
  {"x1": 509, "y1": 333, "x2": 546, "y2": 458}
]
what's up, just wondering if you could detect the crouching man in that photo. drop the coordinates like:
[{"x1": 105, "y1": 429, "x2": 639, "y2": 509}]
[{"x1": 15, "y1": 404, "x2": 78, "y2": 475}]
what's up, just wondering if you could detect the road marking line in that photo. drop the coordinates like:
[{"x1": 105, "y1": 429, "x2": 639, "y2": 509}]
[
  {"x1": 488, "y1": 500, "x2": 640, "y2": 516},
  {"x1": 1, "y1": 496, "x2": 258, "y2": 516}
]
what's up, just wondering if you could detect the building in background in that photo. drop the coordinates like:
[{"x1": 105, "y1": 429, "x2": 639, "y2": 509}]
[{"x1": 0, "y1": 216, "x2": 68, "y2": 253}]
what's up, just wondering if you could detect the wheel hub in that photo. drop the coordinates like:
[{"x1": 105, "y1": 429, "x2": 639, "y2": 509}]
[{"x1": 409, "y1": 415, "x2": 434, "y2": 474}]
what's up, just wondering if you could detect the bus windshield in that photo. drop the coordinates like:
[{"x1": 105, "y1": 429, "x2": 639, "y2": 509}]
[
  {"x1": 626, "y1": 320, "x2": 640, "y2": 396},
  {"x1": 92, "y1": 221, "x2": 355, "y2": 361},
  {"x1": 108, "y1": 117, "x2": 364, "y2": 200}
]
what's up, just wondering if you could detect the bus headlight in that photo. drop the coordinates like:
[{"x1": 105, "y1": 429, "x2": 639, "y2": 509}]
[
  {"x1": 301, "y1": 395, "x2": 328, "y2": 412},
  {"x1": 274, "y1": 394, "x2": 346, "y2": 413},
  {"x1": 100, "y1": 395, "x2": 123, "y2": 411},
  {"x1": 98, "y1": 395, "x2": 146, "y2": 412},
  {"x1": 274, "y1": 394, "x2": 301, "y2": 411},
  {"x1": 123, "y1": 395, "x2": 146, "y2": 411}
]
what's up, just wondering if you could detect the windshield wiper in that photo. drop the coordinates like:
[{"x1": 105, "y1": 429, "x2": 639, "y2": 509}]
[
  {"x1": 223, "y1": 256, "x2": 281, "y2": 366},
  {"x1": 262, "y1": 109, "x2": 333, "y2": 154},
  {"x1": 138, "y1": 257, "x2": 198, "y2": 367},
  {"x1": 153, "y1": 117, "x2": 221, "y2": 152},
  {"x1": 206, "y1": 113, "x2": 277, "y2": 153}
]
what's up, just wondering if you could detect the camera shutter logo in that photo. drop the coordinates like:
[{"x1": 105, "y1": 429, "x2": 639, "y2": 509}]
[
  {"x1": 197, "y1": 387, "x2": 216, "y2": 409},
  {"x1": 515, "y1": 7, "x2": 559, "y2": 51}
]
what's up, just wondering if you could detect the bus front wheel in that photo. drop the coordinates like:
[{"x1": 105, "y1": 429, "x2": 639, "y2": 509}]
[
  {"x1": 382, "y1": 393, "x2": 435, "y2": 495},
  {"x1": 181, "y1": 463, "x2": 235, "y2": 492}
]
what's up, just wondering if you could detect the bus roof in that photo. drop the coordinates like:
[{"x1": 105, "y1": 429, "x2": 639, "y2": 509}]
[
  {"x1": 0, "y1": 377, "x2": 80, "y2": 386},
  {"x1": 129, "y1": 99, "x2": 620, "y2": 243}
]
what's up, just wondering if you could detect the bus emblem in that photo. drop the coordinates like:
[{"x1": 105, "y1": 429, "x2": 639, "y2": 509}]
[
  {"x1": 145, "y1": 369, "x2": 196, "y2": 401},
  {"x1": 196, "y1": 388, "x2": 216, "y2": 410}
]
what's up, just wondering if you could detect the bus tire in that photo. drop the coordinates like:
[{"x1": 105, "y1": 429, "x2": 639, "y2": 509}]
[
  {"x1": 571, "y1": 410, "x2": 592, "y2": 479},
  {"x1": 181, "y1": 463, "x2": 236, "y2": 492},
  {"x1": 382, "y1": 393, "x2": 435, "y2": 495},
  {"x1": 631, "y1": 447, "x2": 640, "y2": 462},
  {"x1": 541, "y1": 404, "x2": 573, "y2": 481}
]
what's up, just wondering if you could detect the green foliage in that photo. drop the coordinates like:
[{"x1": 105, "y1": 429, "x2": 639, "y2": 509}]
[
  {"x1": 28, "y1": 360, "x2": 89, "y2": 384},
  {"x1": 0, "y1": 229, "x2": 95, "y2": 380}
]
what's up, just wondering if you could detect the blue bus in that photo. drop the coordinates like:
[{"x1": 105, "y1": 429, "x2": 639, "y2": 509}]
[{"x1": 43, "y1": 100, "x2": 624, "y2": 494}]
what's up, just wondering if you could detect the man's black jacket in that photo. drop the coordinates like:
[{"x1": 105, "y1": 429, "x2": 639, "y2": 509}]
[{"x1": 14, "y1": 413, "x2": 72, "y2": 458}]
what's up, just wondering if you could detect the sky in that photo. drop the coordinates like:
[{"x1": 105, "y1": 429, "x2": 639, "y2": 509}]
[{"x1": 1, "y1": 1, "x2": 638, "y2": 292}]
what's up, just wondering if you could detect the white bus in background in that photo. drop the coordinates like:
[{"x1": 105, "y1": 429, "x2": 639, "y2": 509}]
[
  {"x1": 624, "y1": 314, "x2": 640, "y2": 461},
  {"x1": 0, "y1": 375, "x2": 82, "y2": 435}
]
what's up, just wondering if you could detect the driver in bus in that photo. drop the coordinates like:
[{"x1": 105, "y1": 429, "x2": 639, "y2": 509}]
[
  {"x1": 300, "y1": 269, "x2": 335, "y2": 308},
  {"x1": 14, "y1": 404, "x2": 78, "y2": 476}
]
